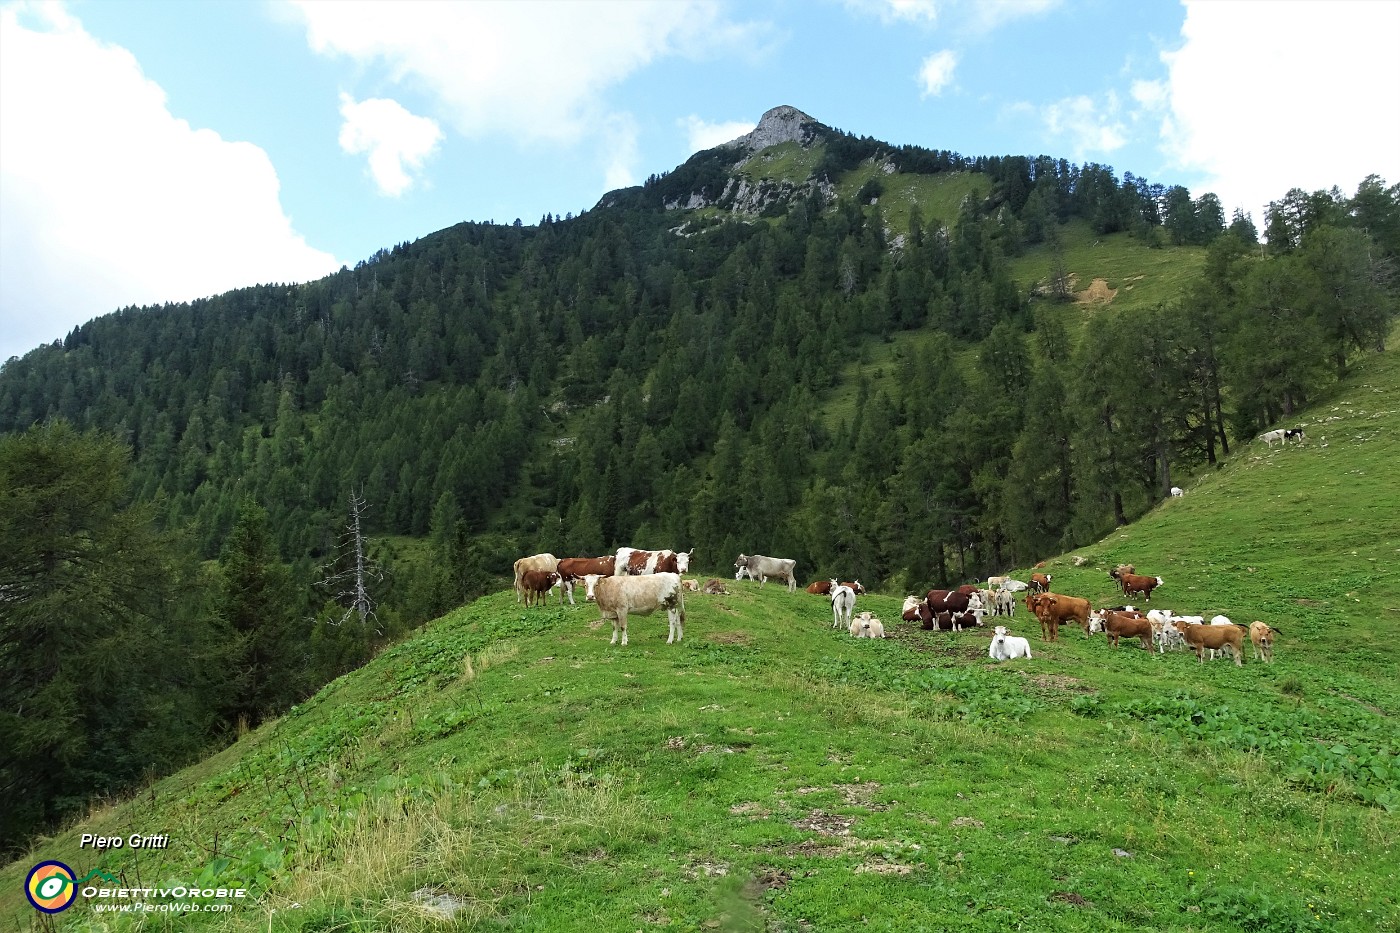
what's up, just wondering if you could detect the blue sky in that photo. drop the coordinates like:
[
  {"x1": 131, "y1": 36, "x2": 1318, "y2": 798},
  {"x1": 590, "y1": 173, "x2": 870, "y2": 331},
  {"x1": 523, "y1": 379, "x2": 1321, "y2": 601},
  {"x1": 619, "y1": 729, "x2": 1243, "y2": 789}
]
[{"x1": 3, "y1": 0, "x2": 1398, "y2": 362}]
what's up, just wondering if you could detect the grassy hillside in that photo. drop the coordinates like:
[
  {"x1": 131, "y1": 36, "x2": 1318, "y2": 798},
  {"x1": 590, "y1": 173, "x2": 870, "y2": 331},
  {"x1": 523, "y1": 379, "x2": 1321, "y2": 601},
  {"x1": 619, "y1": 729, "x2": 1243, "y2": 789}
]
[{"x1": 5, "y1": 350, "x2": 1398, "y2": 931}]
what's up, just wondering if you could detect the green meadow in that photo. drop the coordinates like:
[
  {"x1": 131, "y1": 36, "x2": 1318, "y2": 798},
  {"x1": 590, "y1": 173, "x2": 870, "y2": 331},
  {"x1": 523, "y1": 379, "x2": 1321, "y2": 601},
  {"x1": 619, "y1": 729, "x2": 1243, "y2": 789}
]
[{"x1": 6, "y1": 343, "x2": 1399, "y2": 933}]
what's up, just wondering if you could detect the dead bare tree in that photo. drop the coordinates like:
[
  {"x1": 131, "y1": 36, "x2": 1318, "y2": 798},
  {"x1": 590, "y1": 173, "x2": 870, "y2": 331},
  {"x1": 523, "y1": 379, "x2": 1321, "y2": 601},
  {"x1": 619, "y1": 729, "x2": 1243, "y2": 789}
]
[{"x1": 317, "y1": 490, "x2": 383, "y2": 635}]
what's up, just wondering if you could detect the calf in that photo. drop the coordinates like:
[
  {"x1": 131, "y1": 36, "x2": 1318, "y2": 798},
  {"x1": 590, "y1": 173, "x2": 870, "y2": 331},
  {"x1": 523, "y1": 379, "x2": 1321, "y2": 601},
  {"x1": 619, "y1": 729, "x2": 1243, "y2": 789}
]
[
  {"x1": 988, "y1": 626, "x2": 1032, "y2": 661},
  {"x1": 831, "y1": 582, "x2": 856, "y2": 630},
  {"x1": 514, "y1": 553, "x2": 559, "y2": 603},
  {"x1": 1030, "y1": 572, "x2": 1052, "y2": 594},
  {"x1": 1284, "y1": 428, "x2": 1306, "y2": 443},
  {"x1": 1170, "y1": 486, "x2": 1184, "y2": 497},
  {"x1": 520, "y1": 570, "x2": 561, "y2": 608},
  {"x1": 587, "y1": 572, "x2": 686, "y2": 646},
  {"x1": 993, "y1": 587, "x2": 1017, "y2": 618},
  {"x1": 681, "y1": 579, "x2": 700, "y2": 592},
  {"x1": 1101, "y1": 610, "x2": 1153, "y2": 649},
  {"x1": 1174, "y1": 620, "x2": 1244, "y2": 666},
  {"x1": 1249, "y1": 621, "x2": 1276, "y2": 662}
]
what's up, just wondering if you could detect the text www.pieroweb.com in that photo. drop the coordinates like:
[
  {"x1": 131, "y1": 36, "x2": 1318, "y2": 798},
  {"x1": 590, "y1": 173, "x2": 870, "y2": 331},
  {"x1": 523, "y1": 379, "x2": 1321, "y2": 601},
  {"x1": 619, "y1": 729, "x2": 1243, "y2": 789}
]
[{"x1": 91, "y1": 902, "x2": 232, "y2": 913}]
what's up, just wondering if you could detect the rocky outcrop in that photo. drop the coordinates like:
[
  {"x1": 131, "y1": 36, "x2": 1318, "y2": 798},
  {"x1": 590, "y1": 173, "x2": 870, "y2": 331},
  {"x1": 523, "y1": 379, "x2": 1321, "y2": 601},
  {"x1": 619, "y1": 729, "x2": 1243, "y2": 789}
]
[{"x1": 721, "y1": 105, "x2": 826, "y2": 152}]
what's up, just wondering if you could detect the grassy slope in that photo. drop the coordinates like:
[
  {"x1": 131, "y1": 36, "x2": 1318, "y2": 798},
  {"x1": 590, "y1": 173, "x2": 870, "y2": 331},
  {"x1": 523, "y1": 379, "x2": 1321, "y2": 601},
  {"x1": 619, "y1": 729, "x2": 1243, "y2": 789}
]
[{"x1": 5, "y1": 349, "x2": 1398, "y2": 931}]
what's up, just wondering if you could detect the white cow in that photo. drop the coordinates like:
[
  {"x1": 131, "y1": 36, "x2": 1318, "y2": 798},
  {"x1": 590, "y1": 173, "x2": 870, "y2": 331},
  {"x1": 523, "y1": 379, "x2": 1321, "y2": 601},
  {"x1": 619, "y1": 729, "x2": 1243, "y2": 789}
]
[
  {"x1": 999, "y1": 579, "x2": 1030, "y2": 593},
  {"x1": 584, "y1": 572, "x2": 686, "y2": 646},
  {"x1": 513, "y1": 553, "x2": 559, "y2": 603},
  {"x1": 1170, "y1": 486, "x2": 1184, "y2": 497},
  {"x1": 830, "y1": 581, "x2": 856, "y2": 630},
  {"x1": 734, "y1": 554, "x2": 798, "y2": 592},
  {"x1": 849, "y1": 611, "x2": 885, "y2": 639},
  {"x1": 993, "y1": 587, "x2": 1017, "y2": 618},
  {"x1": 1259, "y1": 429, "x2": 1286, "y2": 447},
  {"x1": 988, "y1": 626, "x2": 1032, "y2": 661}
]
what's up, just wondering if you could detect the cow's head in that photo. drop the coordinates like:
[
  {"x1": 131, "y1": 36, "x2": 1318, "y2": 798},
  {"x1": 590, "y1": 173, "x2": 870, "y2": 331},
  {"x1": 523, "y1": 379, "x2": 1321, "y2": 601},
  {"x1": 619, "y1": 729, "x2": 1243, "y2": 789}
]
[
  {"x1": 1088, "y1": 610, "x2": 1105, "y2": 634},
  {"x1": 676, "y1": 549, "x2": 693, "y2": 574},
  {"x1": 582, "y1": 574, "x2": 601, "y2": 602}
]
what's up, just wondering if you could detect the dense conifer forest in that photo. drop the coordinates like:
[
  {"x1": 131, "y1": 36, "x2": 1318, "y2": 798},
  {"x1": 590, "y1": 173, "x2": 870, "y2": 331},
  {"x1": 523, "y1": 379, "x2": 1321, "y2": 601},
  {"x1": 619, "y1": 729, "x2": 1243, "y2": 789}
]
[{"x1": 2, "y1": 116, "x2": 1396, "y2": 851}]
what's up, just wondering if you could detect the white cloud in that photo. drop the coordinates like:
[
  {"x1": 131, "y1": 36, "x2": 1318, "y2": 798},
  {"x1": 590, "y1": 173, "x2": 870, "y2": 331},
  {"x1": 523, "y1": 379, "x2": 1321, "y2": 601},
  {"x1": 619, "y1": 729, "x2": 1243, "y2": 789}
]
[
  {"x1": 679, "y1": 115, "x2": 757, "y2": 153},
  {"x1": 918, "y1": 49, "x2": 958, "y2": 97},
  {"x1": 288, "y1": 1, "x2": 765, "y2": 143},
  {"x1": 843, "y1": 0, "x2": 940, "y2": 24},
  {"x1": 962, "y1": 0, "x2": 1059, "y2": 34},
  {"x1": 1042, "y1": 93, "x2": 1128, "y2": 158},
  {"x1": 0, "y1": 2, "x2": 340, "y2": 362},
  {"x1": 337, "y1": 93, "x2": 443, "y2": 196},
  {"x1": 1158, "y1": 0, "x2": 1400, "y2": 219},
  {"x1": 600, "y1": 113, "x2": 640, "y2": 190}
]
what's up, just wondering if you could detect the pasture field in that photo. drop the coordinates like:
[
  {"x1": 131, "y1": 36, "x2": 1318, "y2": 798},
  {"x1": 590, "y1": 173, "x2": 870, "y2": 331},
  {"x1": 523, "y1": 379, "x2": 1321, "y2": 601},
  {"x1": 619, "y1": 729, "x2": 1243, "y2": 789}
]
[{"x1": 5, "y1": 353, "x2": 1398, "y2": 932}]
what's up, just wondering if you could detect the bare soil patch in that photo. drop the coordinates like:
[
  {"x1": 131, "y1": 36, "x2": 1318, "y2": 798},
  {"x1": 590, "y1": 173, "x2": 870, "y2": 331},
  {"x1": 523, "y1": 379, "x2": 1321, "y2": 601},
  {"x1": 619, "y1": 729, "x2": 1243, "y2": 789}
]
[
  {"x1": 708, "y1": 631, "x2": 751, "y2": 645},
  {"x1": 1076, "y1": 277, "x2": 1117, "y2": 304},
  {"x1": 792, "y1": 810, "x2": 856, "y2": 836}
]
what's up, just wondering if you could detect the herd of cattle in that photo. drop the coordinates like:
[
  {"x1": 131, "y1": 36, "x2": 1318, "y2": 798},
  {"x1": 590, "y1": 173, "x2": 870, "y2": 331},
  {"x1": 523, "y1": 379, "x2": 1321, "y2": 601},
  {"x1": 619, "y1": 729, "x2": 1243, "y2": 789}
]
[{"x1": 510, "y1": 549, "x2": 1279, "y2": 667}]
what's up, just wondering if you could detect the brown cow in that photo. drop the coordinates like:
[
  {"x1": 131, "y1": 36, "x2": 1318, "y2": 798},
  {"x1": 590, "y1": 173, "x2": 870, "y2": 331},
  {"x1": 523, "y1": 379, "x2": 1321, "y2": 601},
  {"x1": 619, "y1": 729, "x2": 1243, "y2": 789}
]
[
  {"x1": 557, "y1": 556, "x2": 617, "y2": 604},
  {"x1": 1118, "y1": 572, "x2": 1163, "y2": 602},
  {"x1": 1108, "y1": 564, "x2": 1136, "y2": 594},
  {"x1": 1174, "y1": 620, "x2": 1244, "y2": 666},
  {"x1": 520, "y1": 570, "x2": 561, "y2": 608},
  {"x1": 1028, "y1": 591, "x2": 1092, "y2": 641},
  {"x1": 808, "y1": 580, "x2": 865, "y2": 595},
  {"x1": 1102, "y1": 610, "x2": 1153, "y2": 649},
  {"x1": 1030, "y1": 572, "x2": 1052, "y2": 594}
]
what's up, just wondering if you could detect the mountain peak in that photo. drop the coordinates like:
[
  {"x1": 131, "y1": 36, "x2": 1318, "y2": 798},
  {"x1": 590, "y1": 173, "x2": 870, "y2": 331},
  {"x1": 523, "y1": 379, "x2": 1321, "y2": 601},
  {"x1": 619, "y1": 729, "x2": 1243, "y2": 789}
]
[{"x1": 722, "y1": 105, "x2": 826, "y2": 152}]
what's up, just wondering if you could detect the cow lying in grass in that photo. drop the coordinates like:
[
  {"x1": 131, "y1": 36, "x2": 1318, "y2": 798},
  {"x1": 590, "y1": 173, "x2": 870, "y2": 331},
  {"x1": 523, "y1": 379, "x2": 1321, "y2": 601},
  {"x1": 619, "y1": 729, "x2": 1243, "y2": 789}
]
[
  {"x1": 988, "y1": 626, "x2": 1032, "y2": 661},
  {"x1": 584, "y1": 572, "x2": 685, "y2": 646},
  {"x1": 849, "y1": 611, "x2": 885, "y2": 638}
]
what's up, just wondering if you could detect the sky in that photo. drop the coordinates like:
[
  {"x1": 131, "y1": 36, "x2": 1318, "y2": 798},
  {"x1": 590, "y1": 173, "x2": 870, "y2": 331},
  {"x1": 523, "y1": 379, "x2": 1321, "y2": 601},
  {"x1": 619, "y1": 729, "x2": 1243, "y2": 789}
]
[{"x1": 2, "y1": 0, "x2": 1398, "y2": 363}]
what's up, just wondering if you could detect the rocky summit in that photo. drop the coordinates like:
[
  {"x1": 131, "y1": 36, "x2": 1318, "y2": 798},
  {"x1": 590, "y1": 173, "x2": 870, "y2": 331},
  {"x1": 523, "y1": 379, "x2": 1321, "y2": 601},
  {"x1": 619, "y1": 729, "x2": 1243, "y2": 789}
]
[{"x1": 722, "y1": 105, "x2": 827, "y2": 152}]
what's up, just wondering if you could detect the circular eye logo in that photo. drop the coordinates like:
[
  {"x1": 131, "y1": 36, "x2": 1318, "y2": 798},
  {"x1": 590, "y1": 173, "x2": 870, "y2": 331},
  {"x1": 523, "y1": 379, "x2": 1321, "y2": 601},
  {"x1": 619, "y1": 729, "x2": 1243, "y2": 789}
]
[{"x1": 26, "y1": 861, "x2": 77, "y2": 913}]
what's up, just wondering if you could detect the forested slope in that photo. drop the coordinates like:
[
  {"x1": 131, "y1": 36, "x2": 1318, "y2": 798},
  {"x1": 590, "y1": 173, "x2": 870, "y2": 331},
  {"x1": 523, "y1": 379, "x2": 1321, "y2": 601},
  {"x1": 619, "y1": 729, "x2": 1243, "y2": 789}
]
[{"x1": 3, "y1": 336, "x2": 1396, "y2": 931}]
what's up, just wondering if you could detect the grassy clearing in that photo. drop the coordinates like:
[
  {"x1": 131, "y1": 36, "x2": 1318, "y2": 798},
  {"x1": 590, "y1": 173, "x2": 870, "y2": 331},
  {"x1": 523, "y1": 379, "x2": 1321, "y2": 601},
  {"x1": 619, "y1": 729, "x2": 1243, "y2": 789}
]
[{"x1": 5, "y1": 354, "x2": 1399, "y2": 932}]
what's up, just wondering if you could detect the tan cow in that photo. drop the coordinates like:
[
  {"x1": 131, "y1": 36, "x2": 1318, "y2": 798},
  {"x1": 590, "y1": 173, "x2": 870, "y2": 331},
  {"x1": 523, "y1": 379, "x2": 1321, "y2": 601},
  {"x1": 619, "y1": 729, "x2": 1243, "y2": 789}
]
[
  {"x1": 1174, "y1": 620, "x2": 1244, "y2": 666},
  {"x1": 1249, "y1": 621, "x2": 1276, "y2": 662}
]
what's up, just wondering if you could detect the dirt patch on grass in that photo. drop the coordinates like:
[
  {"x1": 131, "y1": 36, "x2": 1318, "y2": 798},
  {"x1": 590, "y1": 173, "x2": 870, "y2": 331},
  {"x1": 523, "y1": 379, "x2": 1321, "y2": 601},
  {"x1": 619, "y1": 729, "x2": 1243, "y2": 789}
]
[
  {"x1": 708, "y1": 631, "x2": 751, "y2": 645},
  {"x1": 1050, "y1": 891, "x2": 1093, "y2": 907},
  {"x1": 792, "y1": 810, "x2": 856, "y2": 836},
  {"x1": 753, "y1": 868, "x2": 792, "y2": 890},
  {"x1": 729, "y1": 802, "x2": 772, "y2": 819},
  {"x1": 950, "y1": 817, "x2": 985, "y2": 829},
  {"x1": 1076, "y1": 277, "x2": 1117, "y2": 304},
  {"x1": 855, "y1": 862, "x2": 917, "y2": 875},
  {"x1": 835, "y1": 782, "x2": 883, "y2": 808},
  {"x1": 1015, "y1": 672, "x2": 1097, "y2": 694}
]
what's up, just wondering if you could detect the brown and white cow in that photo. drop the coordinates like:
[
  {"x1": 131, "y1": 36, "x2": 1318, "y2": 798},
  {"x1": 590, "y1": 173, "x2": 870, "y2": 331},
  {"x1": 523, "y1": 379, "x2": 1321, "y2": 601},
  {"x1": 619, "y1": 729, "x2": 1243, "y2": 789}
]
[
  {"x1": 519, "y1": 569, "x2": 561, "y2": 608},
  {"x1": 513, "y1": 553, "x2": 559, "y2": 603},
  {"x1": 807, "y1": 579, "x2": 864, "y2": 595},
  {"x1": 557, "y1": 555, "x2": 617, "y2": 604},
  {"x1": 1118, "y1": 572, "x2": 1163, "y2": 602},
  {"x1": 616, "y1": 547, "x2": 693, "y2": 576},
  {"x1": 1029, "y1": 572, "x2": 1052, "y2": 594},
  {"x1": 585, "y1": 572, "x2": 686, "y2": 646}
]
